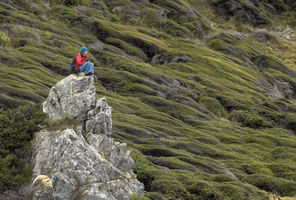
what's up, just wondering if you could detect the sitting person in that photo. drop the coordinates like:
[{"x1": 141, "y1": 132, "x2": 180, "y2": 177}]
[{"x1": 71, "y1": 47, "x2": 94, "y2": 76}]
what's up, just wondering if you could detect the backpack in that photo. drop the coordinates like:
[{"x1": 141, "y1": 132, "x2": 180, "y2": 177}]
[{"x1": 70, "y1": 56, "x2": 78, "y2": 74}]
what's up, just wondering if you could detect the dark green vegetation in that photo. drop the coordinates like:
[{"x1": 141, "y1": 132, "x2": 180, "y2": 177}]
[
  {"x1": 0, "y1": 104, "x2": 46, "y2": 192},
  {"x1": 1, "y1": 0, "x2": 296, "y2": 199}
]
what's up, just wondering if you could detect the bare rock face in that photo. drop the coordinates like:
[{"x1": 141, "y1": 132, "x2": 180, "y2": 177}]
[
  {"x1": 43, "y1": 74, "x2": 112, "y2": 135},
  {"x1": 43, "y1": 74, "x2": 96, "y2": 121},
  {"x1": 85, "y1": 97, "x2": 112, "y2": 135},
  {"x1": 33, "y1": 74, "x2": 144, "y2": 200}
]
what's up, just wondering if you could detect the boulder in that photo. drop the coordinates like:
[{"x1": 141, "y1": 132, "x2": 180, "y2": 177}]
[
  {"x1": 43, "y1": 74, "x2": 112, "y2": 135},
  {"x1": 33, "y1": 74, "x2": 145, "y2": 199},
  {"x1": 170, "y1": 54, "x2": 192, "y2": 63},
  {"x1": 151, "y1": 54, "x2": 168, "y2": 65},
  {"x1": 89, "y1": 40, "x2": 104, "y2": 54},
  {"x1": 33, "y1": 129, "x2": 144, "y2": 200},
  {"x1": 251, "y1": 29, "x2": 275, "y2": 43},
  {"x1": 43, "y1": 74, "x2": 96, "y2": 121}
]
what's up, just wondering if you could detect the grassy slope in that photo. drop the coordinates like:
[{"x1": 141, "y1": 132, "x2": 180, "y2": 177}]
[{"x1": 1, "y1": 0, "x2": 296, "y2": 199}]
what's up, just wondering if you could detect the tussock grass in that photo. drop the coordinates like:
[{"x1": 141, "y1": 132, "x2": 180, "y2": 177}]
[{"x1": 1, "y1": 0, "x2": 296, "y2": 199}]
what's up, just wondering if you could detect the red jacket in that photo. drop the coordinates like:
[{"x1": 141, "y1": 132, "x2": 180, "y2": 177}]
[{"x1": 75, "y1": 53, "x2": 87, "y2": 69}]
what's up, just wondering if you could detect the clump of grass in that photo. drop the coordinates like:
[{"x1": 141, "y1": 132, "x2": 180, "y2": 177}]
[
  {"x1": 0, "y1": 32, "x2": 10, "y2": 47},
  {"x1": 129, "y1": 194, "x2": 151, "y2": 200},
  {"x1": 105, "y1": 37, "x2": 147, "y2": 60},
  {"x1": 45, "y1": 116, "x2": 79, "y2": 131},
  {"x1": 50, "y1": 0, "x2": 88, "y2": 6},
  {"x1": 199, "y1": 96, "x2": 227, "y2": 117},
  {"x1": 244, "y1": 174, "x2": 296, "y2": 197},
  {"x1": 228, "y1": 110, "x2": 272, "y2": 128}
]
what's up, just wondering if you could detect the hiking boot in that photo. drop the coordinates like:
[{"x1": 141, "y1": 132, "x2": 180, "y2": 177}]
[{"x1": 86, "y1": 72, "x2": 93, "y2": 76}]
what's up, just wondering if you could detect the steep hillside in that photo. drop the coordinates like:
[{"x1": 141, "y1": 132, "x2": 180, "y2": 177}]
[{"x1": 1, "y1": 0, "x2": 296, "y2": 199}]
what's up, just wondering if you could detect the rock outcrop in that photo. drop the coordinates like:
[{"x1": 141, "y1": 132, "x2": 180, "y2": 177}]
[
  {"x1": 32, "y1": 74, "x2": 144, "y2": 200},
  {"x1": 43, "y1": 74, "x2": 96, "y2": 121}
]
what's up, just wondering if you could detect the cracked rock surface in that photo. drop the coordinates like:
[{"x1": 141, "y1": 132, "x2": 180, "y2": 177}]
[{"x1": 33, "y1": 74, "x2": 144, "y2": 200}]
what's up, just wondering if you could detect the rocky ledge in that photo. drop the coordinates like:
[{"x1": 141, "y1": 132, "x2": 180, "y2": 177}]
[{"x1": 32, "y1": 74, "x2": 144, "y2": 200}]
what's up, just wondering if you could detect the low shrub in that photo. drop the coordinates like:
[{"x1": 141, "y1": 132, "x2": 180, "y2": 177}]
[
  {"x1": 228, "y1": 110, "x2": 272, "y2": 128},
  {"x1": 0, "y1": 104, "x2": 46, "y2": 192},
  {"x1": 50, "y1": 0, "x2": 87, "y2": 6},
  {"x1": 45, "y1": 116, "x2": 79, "y2": 131}
]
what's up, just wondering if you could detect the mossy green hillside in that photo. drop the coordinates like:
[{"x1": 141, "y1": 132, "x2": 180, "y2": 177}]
[{"x1": 1, "y1": 0, "x2": 296, "y2": 199}]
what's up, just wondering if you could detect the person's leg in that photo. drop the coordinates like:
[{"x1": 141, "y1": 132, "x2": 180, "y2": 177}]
[
  {"x1": 78, "y1": 62, "x2": 94, "y2": 75},
  {"x1": 85, "y1": 62, "x2": 94, "y2": 75},
  {"x1": 88, "y1": 62, "x2": 94, "y2": 74},
  {"x1": 79, "y1": 62, "x2": 93, "y2": 74},
  {"x1": 78, "y1": 62, "x2": 88, "y2": 73}
]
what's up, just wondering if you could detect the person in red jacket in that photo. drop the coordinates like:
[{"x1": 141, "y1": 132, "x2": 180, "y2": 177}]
[{"x1": 72, "y1": 47, "x2": 94, "y2": 76}]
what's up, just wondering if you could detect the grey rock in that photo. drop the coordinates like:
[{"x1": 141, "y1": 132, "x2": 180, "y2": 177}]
[
  {"x1": 269, "y1": 80, "x2": 294, "y2": 99},
  {"x1": 282, "y1": 26, "x2": 296, "y2": 41},
  {"x1": 43, "y1": 74, "x2": 112, "y2": 135},
  {"x1": 87, "y1": 133, "x2": 135, "y2": 171},
  {"x1": 112, "y1": 5, "x2": 142, "y2": 19},
  {"x1": 85, "y1": 97, "x2": 112, "y2": 135},
  {"x1": 34, "y1": 74, "x2": 145, "y2": 200},
  {"x1": 91, "y1": 1, "x2": 108, "y2": 11},
  {"x1": 170, "y1": 54, "x2": 192, "y2": 63},
  {"x1": 251, "y1": 29, "x2": 275, "y2": 43},
  {"x1": 89, "y1": 41, "x2": 104, "y2": 54},
  {"x1": 151, "y1": 54, "x2": 168, "y2": 65},
  {"x1": 32, "y1": 128, "x2": 144, "y2": 200},
  {"x1": 73, "y1": 6, "x2": 88, "y2": 13},
  {"x1": 43, "y1": 74, "x2": 96, "y2": 121}
]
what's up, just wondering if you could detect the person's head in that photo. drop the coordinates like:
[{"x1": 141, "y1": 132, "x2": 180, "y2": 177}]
[{"x1": 81, "y1": 47, "x2": 88, "y2": 56}]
